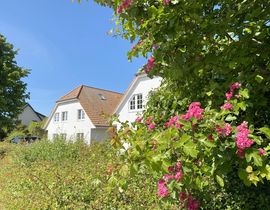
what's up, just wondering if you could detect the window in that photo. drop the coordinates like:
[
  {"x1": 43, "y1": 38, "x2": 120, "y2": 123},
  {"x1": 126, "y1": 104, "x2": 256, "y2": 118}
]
[
  {"x1": 78, "y1": 109, "x2": 85, "y2": 120},
  {"x1": 61, "y1": 111, "x2": 68, "y2": 121},
  {"x1": 129, "y1": 94, "x2": 143, "y2": 111},
  {"x1": 60, "y1": 133, "x2": 67, "y2": 140},
  {"x1": 53, "y1": 134, "x2": 59, "y2": 139},
  {"x1": 54, "y1": 113, "x2": 59, "y2": 122},
  {"x1": 76, "y1": 133, "x2": 84, "y2": 140}
]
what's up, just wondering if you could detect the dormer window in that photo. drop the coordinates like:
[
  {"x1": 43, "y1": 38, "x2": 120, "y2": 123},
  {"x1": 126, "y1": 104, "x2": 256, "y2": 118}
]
[{"x1": 129, "y1": 94, "x2": 143, "y2": 111}]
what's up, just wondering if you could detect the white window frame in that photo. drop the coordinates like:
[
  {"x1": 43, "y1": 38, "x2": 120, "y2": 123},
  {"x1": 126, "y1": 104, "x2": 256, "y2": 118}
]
[
  {"x1": 60, "y1": 133, "x2": 67, "y2": 140},
  {"x1": 54, "y1": 112, "x2": 59, "y2": 122},
  {"x1": 77, "y1": 109, "x2": 85, "y2": 120},
  {"x1": 61, "y1": 111, "x2": 68, "y2": 121},
  {"x1": 129, "y1": 94, "x2": 143, "y2": 112}
]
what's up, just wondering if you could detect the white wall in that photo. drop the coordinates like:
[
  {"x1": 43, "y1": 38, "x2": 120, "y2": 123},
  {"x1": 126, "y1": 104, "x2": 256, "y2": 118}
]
[
  {"x1": 116, "y1": 75, "x2": 161, "y2": 128},
  {"x1": 18, "y1": 105, "x2": 41, "y2": 126},
  {"x1": 46, "y1": 100, "x2": 95, "y2": 144}
]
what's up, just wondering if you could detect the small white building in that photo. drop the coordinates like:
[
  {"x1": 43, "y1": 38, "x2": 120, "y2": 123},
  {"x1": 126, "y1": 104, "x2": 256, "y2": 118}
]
[
  {"x1": 114, "y1": 73, "x2": 162, "y2": 129},
  {"x1": 44, "y1": 85, "x2": 123, "y2": 144},
  {"x1": 18, "y1": 103, "x2": 46, "y2": 126}
]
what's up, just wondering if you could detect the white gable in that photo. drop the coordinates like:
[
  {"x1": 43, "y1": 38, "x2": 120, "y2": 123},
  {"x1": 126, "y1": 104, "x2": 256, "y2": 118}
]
[
  {"x1": 45, "y1": 100, "x2": 95, "y2": 144},
  {"x1": 115, "y1": 73, "x2": 161, "y2": 128}
]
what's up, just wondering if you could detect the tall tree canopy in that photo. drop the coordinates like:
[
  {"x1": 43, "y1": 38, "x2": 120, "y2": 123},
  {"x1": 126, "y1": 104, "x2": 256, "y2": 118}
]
[
  {"x1": 94, "y1": 0, "x2": 270, "y2": 126},
  {"x1": 0, "y1": 34, "x2": 29, "y2": 139}
]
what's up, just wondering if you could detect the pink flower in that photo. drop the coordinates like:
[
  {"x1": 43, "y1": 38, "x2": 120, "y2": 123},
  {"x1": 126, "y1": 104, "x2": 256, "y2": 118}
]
[
  {"x1": 117, "y1": 0, "x2": 133, "y2": 14},
  {"x1": 175, "y1": 171, "x2": 183, "y2": 181},
  {"x1": 226, "y1": 91, "x2": 233, "y2": 100},
  {"x1": 216, "y1": 123, "x2": 232, "y2": 136},
  {"x1": 258, "y1": 148, "x2": 266, "y2": 156},
  {"x1": 164, "y1": 174, "x2": 175, "y2": 181},
  {"x1": 144, "y1": 56, "x2": 155, "y2": 73},
  {"x1": 163, "y1": 0, "x2": 170, "y2": 5},
  {"x1": 157, "y1": 179, "x2": 169, "y2": 197},
  {"x1": 187, "y1": 195, "x2": 200, "y2": 210},
  {"x1": 180, "y1": 192, "x2": 186, "y2": 202},
  {"x1": 135, "y1": 117, "x2": 142, "y2": 123},
  {"x1": 145, "y1": 116, "x2": 154, "y2": 125},
  {"x1": 164, "y1": 116, "x2": 182, "y2": 129},
  {"x1": 148, "y1": 123, "x2": 156, "y2": 130},
  {"x1": 175, "y1": 161, "x2": 182, "y2": 171},
  {"x1": 168, "y1": 166, "x2": 174, "y2": 173},
  {"x1": 181, "y1": 102, "x2": 204, "y2": 121},
  {"x1": 235, "y1": 122, "x2": 254, "y2": 157},
  {"x1": 221, "y1": 102, "x2": 233, "y2": 110},
  {"x1": 230, "y1": 82, "x2": 241, "y2": 91}
]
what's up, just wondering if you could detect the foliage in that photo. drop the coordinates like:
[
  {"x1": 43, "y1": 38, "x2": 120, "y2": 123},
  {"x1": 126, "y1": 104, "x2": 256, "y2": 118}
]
[
  {"x1": 112, "y1": 84, "x2": 270, "y2": 209},
  {"x1": 0, "y1": 34, "x2": 30, "y2": 139},
  {"x1": 93, "y1": 0, "x2": 270, "y2": 128},
  {"x1": 27, "y1": 118, "x2": 47, "y2": 138},
  {"x1": 0, "y1": 140, "x2": 165, "y2": 209}
]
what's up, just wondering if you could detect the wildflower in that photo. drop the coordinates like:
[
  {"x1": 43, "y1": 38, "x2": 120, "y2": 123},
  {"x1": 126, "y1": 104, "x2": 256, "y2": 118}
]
[
  {"x1": 163, "y1": 0, "x2": 170, "y2": 5},
  {"x1": 164, "y1": 174, "x2": 175, "y2": 181},
  {"x1": 145, "y1": 116, "x2": 154, "y2": 125},
  {"x1": 221, "y1": 102, "x2": 233, "y2": 110},
  {"x1": 135, "y1": 117, "x2": 142, "y2": 123},
  {"x1": 164, "y1": 116, "x2": 182, "y2": 129},
  {"x1": 207, "y1": 135, "x2": 214, "y2": 141},
  {"x1": 181, "y1": 102, "x2": 204, "y2": 121},
  {"x1": 258, "y1": 148, "x2": 266, "y2": 156},
  {"x1": 148, "y1": 123, "x2": 156, "y2": 130},
  {"x1": 230, "y1": 82, "x2": 241, "y2": 91},
  {"x1": 216, "y1": 123, "x2": 232, "y2": 136},
  {"x1": 117, "y1": 0, "x2": 133, "y2": 14},
  {"x1": 235, "y1": 121, "x2": 254, "y2": 157},
  {"x1": 175, "y1": 171, "x2": 183, "y2": 181},
  {"x1": 157, "y1": 179, "x2": 169, "y2": 197},
  {"x1": 144, "y1": 56, "x2": 155, "y2": 73},
  {"x1": 187, "y1": 195, "x2": 200, "y2": 210},
  {"x1": 226, "y1": 91, "x2": 233, "y2": 100},
  {"x1": 168, "y1": 166, "x2": 174, "y2": 173}
]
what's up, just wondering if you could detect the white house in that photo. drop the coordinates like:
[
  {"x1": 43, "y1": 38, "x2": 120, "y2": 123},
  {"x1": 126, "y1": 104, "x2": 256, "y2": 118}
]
[
  {"x1": 114, "y1": 73, "x2": 162, "y2": 129},
  {"x1": 44, "y1": 85, "x2": 123, "y2": 144},
  {"x1": 18, "y1": 103, "x2": 46, "y2": 126}
]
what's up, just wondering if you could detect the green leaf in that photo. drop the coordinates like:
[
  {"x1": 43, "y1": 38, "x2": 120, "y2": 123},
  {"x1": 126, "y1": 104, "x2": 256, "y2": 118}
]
[
  {"x1": 255, "y1": 75, "x2": 264, "y2": 83},
  {"x1": 216, "y1": 175, "x2": 224, "y2": 187},
  {"x1": 239, "y1": 88, "x2": 249, "y2": 99},
  {"x1": 183, "y1": 141, "x2": 199, "y2": 158},
  {"x1": 225, "y1": 115, "x2": 236, "y2": 121},
  {"x1": 245, "y1": 150, "x2": 263, "y2": 166},
  {"x1": 259, "y1": 127, "x2": 270, "y2": 139}
]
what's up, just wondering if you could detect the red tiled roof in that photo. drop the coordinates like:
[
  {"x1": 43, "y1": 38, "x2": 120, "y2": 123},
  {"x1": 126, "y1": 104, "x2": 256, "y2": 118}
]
[{"x1": 57, "y1": 85, "x2": 123, "y2": 126}]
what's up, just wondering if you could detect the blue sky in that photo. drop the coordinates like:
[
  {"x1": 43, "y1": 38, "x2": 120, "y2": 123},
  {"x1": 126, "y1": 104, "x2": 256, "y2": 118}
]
[{"x1": 0, "y1": 0, "x2": 146, "y2": 116}]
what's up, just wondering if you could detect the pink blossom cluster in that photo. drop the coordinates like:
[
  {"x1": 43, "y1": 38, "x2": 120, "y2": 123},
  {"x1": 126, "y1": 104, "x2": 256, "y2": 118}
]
[
  {"x1": 216, "y1": 123, "x2": 232, "y2": 136},
  {"x1": 164, "y1": 161, "x2": 183, "y2": 182},
  {"x1": 258, "y1": 148, "x2": 266, "y2": 156},
  {"x1": 117, "y1": 0, "x2": 133, "y2": 14},
  {"x1": 226, "y1": 82, "x2": 241, "y2": 100},
  {"x1": 236, "y1": 121, "x2": 254, "y2": 158},
  {"x1": 157, "y1": 179, "x2": 169, "y2": 197},
  {"x1": 164, "y1": 116, "x2": 182, "y2": 129},
  {"x1": 163, "y1": 0, "x2": 170, "y2": 5},
  {"x1": 145, "y1": 116, "x2": 156, "y2": 130},
  {"x1": 135, "y1": 117, "x2": 142, "y2": 123},
  {"x1": 221, "y1": 102, "x2": 233, "y2": 110},
  {"x1": 180, "y1": 192, "x2": 200, "y2": 210},
  {"x1": 181, "y1": 102, "x2": 204, "y2": 121},
  {"x1": 144, "y1": 56, "x2": 155, "y2": 73},
  {"x1": 158, "y1": 162, "x2": 183, "y2": 198}
]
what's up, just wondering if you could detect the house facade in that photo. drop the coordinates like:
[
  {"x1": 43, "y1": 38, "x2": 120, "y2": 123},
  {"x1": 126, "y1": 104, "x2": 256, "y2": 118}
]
[
  {"x1": 44, "y1": 85, "x2": 122, "y2": 144},
  {"x1": 18, "y1": 103, "x2": 46, "y2": 126},
  {"x1": 114, "y1": 73, "x2": 162, "y2": 129}
]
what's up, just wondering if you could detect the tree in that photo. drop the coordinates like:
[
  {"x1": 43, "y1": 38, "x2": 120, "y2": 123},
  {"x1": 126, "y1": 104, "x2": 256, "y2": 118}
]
[
  {"x1": 94, "y1": 0, "x2": 270, "y2": 127},
  {"x1": 0, "y1": 34, "x2": 29, "y2": 139}
]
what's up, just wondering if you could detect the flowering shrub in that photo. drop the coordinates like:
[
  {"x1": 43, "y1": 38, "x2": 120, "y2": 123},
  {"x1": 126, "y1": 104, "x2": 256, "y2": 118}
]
[{"x1": 112, "y1": 83, "x2": 270, "y2": 208}]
